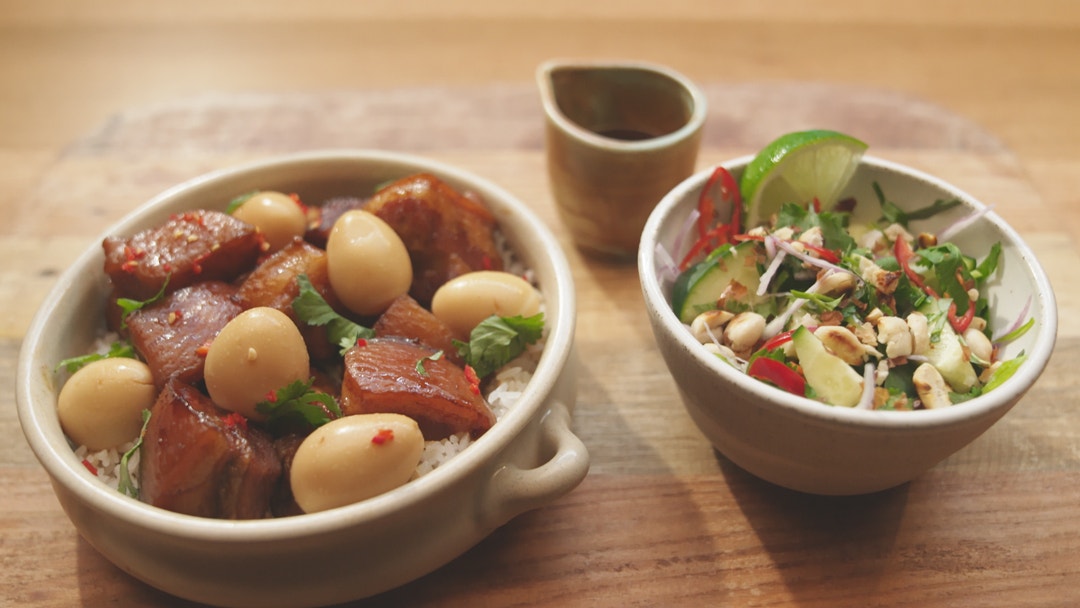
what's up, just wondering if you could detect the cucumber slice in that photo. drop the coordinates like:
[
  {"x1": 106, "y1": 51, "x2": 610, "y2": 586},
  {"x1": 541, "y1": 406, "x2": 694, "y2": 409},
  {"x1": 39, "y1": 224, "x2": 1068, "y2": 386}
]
[
  {"x1": 791, "y1": 326, "x2": 864, "y2": 407},
  {"x1": 671, "y1": 242, "x2": 763, "y2": 324},
  {"x1": 918, "y1": 302, "x2": 978, "y2": 392}
]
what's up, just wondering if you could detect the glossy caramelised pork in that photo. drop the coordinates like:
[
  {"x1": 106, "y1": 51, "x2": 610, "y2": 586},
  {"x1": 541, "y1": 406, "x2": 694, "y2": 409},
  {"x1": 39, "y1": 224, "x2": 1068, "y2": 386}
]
[
  {"x1": 340, "y1": 338, "x2": 495, "y2": 440},
  {"x1": 103, "y1": 209, "x2": 262, "y2": 301},
  {"x1": 125, "y1": 281, "x2": 243, "y2": 390},
  {"x1": 365, "y1": 173, "x2": 504, "y2": 305},
  {"x1": 236, "y1": 238, "x2": 344, "y2": 361},
  {"x1": 140, "y1": 378, "x2": 282, "y2": 519},
  {"x1": 373, "y1": 293, "x2": 464, "y2": 366}
]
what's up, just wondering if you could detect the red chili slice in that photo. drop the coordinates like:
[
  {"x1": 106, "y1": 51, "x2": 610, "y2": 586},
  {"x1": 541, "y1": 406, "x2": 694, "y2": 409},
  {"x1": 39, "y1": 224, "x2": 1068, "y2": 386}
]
[
  {"x1": 761, "y1": 330, "x2": 795, "y2": 351},
  {"x1": 679, "y1": 224, "x2": 730, "y2": 270},
  {"x1": 681, "y1": 166, "x2": 744, "y2": 270},
  {"x1": 802, "y1": 243, "x2": 841, "y2": 264},
  {"x1": 948, "y1": 299, "x2": 976, "y2": 334},
  {"x1": 895, "y1": 237, "x2": 974, "y2": 333},
  {"x1": 748, "y1": 357, "x2": 806, "y2": 396}
]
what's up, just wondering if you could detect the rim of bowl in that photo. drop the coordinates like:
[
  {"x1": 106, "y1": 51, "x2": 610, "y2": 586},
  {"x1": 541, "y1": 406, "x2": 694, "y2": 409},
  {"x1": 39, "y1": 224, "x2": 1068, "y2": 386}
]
[
  {"x1": 639, "y1": 153, "x2": 1058, "y2": 431},
  {"x1": 16, "y1": 149, "x2": 577, "y2": 541}
]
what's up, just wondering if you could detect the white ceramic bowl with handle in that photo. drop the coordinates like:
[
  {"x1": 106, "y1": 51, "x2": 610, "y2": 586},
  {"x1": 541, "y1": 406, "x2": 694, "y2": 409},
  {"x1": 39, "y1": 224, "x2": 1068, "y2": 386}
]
[
  {"x1": 639, "y1": 155, "x2": 1056, "y2": 496},
  {"x1": 17, "y1": 150, "x2": 589, "y2": 607}
]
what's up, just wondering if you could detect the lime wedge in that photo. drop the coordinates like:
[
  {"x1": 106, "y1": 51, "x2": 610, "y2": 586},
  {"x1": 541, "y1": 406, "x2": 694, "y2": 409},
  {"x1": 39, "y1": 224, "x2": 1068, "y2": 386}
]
[{"x1": 739, "y1": 130, "x2": 868, "y2": 230}]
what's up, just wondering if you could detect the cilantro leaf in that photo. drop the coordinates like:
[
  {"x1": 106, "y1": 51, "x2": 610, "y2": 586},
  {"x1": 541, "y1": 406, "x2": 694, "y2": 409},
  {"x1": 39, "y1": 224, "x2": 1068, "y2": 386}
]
[
  {"x1": 117, "y1": 409, "x2": 152, "y2": 498},
  {"x1": 454, "y1": 313, "x2": 544, "y2": 379},
  {"x1": 116, "y1": 275, "x2": 170, "y2": 328},
  {"x1": 292, "y1": 274, "x2": 374, "y2": 355},
  {"x1": 917, "y1": 242, "x2": 971, "y2": 311},
  {"x1": 774, "y1": 202, "x2": 854, "y2": 252},
  {"x1": 256, "y1": 379, "x2": 341, "y2": 431},
  {"x1": 56, "y1": 341, "x2": 137, "y2": 374},
  {"x1": 225, "y1": 191, "x2": 258, "y2": 214},
  {"x1": 873, "y1": 181, "x2": 962, "y2": 227},
  {"x1": 416, "y1": 350, "x2": 444, "y2": 376},
  {"x1": 973, "y1": 242, "x2": 1002, "y2": 284}
]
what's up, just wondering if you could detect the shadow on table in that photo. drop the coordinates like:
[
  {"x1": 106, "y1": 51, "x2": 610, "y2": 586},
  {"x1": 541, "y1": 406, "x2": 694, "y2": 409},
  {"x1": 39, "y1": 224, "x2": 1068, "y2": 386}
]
[{"x1": 718, "y1": 453, "x2": 910, "y2": 600}]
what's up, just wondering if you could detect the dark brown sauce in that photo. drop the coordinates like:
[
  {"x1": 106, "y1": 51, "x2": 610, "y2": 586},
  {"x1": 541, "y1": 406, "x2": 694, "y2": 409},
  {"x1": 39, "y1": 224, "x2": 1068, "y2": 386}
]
[{"x1": 596, "y1": 128, "x2": 656, "y2": 141}]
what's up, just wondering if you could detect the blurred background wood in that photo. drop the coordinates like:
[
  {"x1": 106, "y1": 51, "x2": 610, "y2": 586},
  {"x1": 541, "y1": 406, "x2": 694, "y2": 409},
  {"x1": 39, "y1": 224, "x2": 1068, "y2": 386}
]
[{"x1": 2, "y1": 2, "x2": 1078, "y2": 606}]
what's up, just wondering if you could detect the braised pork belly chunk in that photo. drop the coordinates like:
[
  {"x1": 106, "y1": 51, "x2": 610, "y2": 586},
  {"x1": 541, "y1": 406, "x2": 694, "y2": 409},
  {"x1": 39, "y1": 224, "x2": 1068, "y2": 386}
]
[
  {"x1": 236, "y1": 238, "x2": 344, "y2": 361},
  {"x1": 364, "y1": 173, "x2": 505, "y2": 305},
  {"x1": 141, "y1": 378, "x2": 281, "y2": 520},
  {"x1": 125, "y1": 281, "x2": 243, "y2": 390},
  {"x1": 340, "y1": 338, "x2": 495, "y2": 440},
  {"x1": 103, "y1": 209, "x2": 261, "y2": 301},
  {"x1": 373, "y1": 294, "x2": 464, "y2": 366}
]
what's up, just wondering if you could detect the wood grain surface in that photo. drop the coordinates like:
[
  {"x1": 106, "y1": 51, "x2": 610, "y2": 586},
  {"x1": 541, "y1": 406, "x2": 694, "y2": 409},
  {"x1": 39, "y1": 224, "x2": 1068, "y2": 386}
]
[{"x1": 3, "y1": 3, "x2": 1079, "y2": 607}]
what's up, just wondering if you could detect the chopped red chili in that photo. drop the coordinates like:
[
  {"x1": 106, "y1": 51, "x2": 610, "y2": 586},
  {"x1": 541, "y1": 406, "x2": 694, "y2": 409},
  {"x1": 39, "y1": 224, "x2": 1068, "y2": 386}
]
[
  {"x1": 371, "y1": 428, "x2": 395, "y2": 445},
  {"x1": 948, "y1": 299, "x2": 976, "y2": 334},
  {"x1": 894, "y1": 237, "x2": 974, "y2": 333},
  {"x1": 761, "y1": 329, "x2": 795, "y2": 351},
  {"x1": 680, "y1": 166, "x2": 743, "y2": 270},
  {"x1": 894, "y1": 236, "x2": 931, "y2": 294},
  {"x1": 81, "y1": 459, "x2": 98, "y2": 476},
  {"x1": 747, "y1": 357, "x2": 806, "y2": 396},
  {"x1": 464, "y1": 364, "x2": 481, "y2": 395},
  {"x1": 802, "y1": 243, "x2": 841, "y2": 264},
  {"x1": 222, "y1": 412, "x2": 248, "y2": 430}
]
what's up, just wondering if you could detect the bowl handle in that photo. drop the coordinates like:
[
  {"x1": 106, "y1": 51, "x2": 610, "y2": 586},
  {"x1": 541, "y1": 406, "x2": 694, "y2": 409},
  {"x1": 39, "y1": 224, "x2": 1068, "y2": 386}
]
[{"x1": 481, "y1": 399, "x2": 590, "y2": 528}]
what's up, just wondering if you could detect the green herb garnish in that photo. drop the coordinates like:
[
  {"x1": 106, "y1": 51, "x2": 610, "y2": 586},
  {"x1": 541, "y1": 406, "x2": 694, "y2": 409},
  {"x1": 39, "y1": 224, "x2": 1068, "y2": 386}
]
[
  {"x1": 873, "y1": 181, "x2": 962, "y2": 227},
  {"x1": 116, "y1": 275, "x2": 171, "y2": 328},
  {"x1": 224, "y1": 191, "x2": 258, "y2": 214},
  {"x1": 982, "y1": 354, "x2": 1027, "y2": 393},
  {"x1": 454, "y1": 313, "x2": 544, "y2": 379},
  {"x1": 255, "y1": 378, "x2": 341, "y2": 430},
  {"x1": 292, "y1": 274, "x2": 375, "y2": 355},
  {"x1": 415, "y1": 350, "x2": 444, "y2": 376},
  {"x1": 55, "y1": 341, "x2": 137, "y2": 374},
  {"x1": 117, "y1": 409, "x2": 152, "y2": 498}
]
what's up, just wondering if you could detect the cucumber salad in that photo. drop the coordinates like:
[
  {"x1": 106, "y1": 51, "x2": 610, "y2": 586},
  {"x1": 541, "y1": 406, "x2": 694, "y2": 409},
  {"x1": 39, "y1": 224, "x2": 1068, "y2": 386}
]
[{"x1": 660, "y1": 132, "x2": 1032, "y2": 410}]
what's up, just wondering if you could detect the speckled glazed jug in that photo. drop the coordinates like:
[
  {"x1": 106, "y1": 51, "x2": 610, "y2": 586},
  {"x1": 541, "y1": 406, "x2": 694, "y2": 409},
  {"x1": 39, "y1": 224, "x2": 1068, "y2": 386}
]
[{"x1": 537, "y1": 60, "x2": 707, "y2": 260}]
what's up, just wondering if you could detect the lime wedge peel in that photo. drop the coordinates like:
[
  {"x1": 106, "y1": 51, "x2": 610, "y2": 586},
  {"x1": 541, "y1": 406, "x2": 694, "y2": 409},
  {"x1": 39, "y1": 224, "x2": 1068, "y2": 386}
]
[{"x1": 739, "y1": 130, "x2": 868, "y2": 230}]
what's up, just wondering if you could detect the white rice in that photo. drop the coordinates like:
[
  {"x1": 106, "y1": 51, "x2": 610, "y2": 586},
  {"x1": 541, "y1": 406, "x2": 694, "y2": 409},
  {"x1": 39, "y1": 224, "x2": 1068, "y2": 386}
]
[{"x1": 76, "y1": 439, "x2": 139, "y2": 492}]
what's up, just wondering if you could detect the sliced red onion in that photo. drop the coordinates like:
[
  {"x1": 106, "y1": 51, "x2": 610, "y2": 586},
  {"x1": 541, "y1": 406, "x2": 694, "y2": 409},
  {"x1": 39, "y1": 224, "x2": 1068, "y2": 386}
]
[
  {"x1": 992, "y1": 295, "x2": 1032, "y2": 343},
  {"x1": 654, "y1": 243, "x2": 680, "y2": 287},
  {"x1": 856, "y1": 362, "x2": 876, "y2": 409},
  {"x1": 672, "y1": 207, "x2": 700, "y2": 262},
  {"x1": 936, "y1": 205, "x2": 993, "y2": 243},
  {"x1": 772, "y1": 237, "x2": 859, "y2": 281}
]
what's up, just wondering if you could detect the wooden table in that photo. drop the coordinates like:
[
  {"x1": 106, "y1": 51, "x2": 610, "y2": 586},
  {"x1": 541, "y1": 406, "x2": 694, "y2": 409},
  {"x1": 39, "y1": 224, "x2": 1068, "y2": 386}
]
[{"x1": 2, "y1": 2, "x2": 1079, "y2": 606}]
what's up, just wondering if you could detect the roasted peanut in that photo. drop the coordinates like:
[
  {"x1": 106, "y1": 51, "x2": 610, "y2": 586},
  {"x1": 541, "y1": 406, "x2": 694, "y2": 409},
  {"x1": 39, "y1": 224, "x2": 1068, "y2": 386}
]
[
  {"x1": 723, "y1": 312, "x2": 766, "y2": 355},
  {"x1": 816, "y1": 325, "x2": 873, "y2": 366},
  {"x1": 817, "y1": 270, "x2": 858, "y2": 295},
  {"x1": 906, "y1": 312, "x2": 930, "y2": 356},
  {"x1": 913, "y1": 363, "x2": 952, "y2": 409},
  {"x1": 690, "y1": 309, "x2": 734, "y2": 344},
  {"x1": 877, "y1": 315, "x2": 913, "y2": 358},
  {"x1": 963, "y1": 327, "x2": 994, "y2": 364}
]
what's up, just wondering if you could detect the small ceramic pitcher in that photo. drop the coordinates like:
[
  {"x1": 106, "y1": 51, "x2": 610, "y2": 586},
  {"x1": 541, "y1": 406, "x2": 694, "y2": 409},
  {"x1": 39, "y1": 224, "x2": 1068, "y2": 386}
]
[{"x1": 537, "y1": 59, "x2": 707, "y2": 260}]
